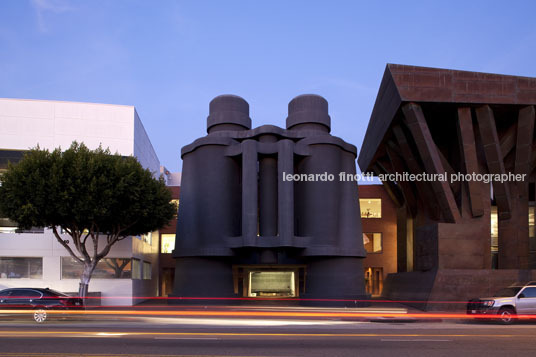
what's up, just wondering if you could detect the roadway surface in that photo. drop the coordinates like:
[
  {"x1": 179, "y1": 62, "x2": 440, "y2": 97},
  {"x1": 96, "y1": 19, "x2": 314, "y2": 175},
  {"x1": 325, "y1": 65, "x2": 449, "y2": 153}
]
[{"x1": 0, "y1": 311, "x2": 535, "y2": 357}]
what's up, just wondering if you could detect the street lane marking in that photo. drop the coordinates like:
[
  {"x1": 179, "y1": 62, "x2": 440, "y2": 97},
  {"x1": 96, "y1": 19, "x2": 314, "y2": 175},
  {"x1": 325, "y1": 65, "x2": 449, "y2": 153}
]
[
  {"x1": 154, "y1": 337, "x2": 220, "y2": 340},
  {"x1": 0, "y1": 354, "x2": 281, "y2": 357},
  {"x1": 381, "y1": 339, "x2": 452, "y2": 342},
  {"x1": 96, "y1": 332, "x2": 128, "y2": 336}
]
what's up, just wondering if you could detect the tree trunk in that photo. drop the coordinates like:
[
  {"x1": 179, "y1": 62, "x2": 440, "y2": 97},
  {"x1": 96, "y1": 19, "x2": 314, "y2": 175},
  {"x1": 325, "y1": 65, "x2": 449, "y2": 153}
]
[
  {"x1": 78, "y1": 263, "x2": 95, "y2": 302},
  {"x1": 78, "y1": 282, "x2": 88, "y2": 300}
]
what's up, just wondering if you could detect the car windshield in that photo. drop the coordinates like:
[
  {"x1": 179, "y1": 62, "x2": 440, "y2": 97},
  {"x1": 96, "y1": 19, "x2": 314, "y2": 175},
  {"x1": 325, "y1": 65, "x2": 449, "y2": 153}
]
[{"x1": 493, "y1": 287, "x2": 522, "y2": 297}]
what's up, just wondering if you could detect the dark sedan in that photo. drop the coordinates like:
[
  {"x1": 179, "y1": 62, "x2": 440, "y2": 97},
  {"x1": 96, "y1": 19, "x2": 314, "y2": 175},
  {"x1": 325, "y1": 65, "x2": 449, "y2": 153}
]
[{"x1": 0, "y1": 287, "x2": 84, "y2": 323}]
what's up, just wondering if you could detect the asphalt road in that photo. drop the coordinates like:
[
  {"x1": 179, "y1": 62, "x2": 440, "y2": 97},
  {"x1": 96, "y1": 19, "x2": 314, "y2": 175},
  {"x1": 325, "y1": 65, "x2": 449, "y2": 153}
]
[{"x1": 0, "y1": 316, "x2": 535, "y2": 357}]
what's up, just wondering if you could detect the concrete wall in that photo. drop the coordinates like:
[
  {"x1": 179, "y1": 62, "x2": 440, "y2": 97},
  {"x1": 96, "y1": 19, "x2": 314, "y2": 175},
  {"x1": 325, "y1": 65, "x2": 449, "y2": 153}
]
[
  {"x1": 0, "y1": 98, "x2": 162, "y2": 305},
  {"x1": 0, "y1": 98, "x2": 135, "y2": 154},
  {"x1": 134, "y1": 109, "x2": 160, "y2": 176}
]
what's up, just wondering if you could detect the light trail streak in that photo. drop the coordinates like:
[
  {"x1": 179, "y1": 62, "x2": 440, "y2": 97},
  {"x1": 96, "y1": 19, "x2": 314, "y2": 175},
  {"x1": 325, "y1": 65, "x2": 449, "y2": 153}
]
[
  {"x1": 3, "y1": 295, "x2": 493, "y2": 308},
  {"x1": 0, "y1": 330, "x2": 529, "y2": 338},
  {"x1": 2, "y1": 308, "x2": 536, "y2": 320},
  {"x1": 51, "y1": 296, "x2": 474, "y2": 305}
]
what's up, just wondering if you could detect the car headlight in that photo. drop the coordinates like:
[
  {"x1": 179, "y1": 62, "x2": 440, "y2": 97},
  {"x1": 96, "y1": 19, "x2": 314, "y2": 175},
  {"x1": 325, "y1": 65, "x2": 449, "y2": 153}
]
[{"x1": 481, "y1": 300, "x2": 495, "y2": 307}]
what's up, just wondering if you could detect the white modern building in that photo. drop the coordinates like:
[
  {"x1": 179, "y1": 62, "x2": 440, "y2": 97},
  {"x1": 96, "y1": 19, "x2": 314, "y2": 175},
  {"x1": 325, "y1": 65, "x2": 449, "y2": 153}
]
[{"x1": 0, "y1": 98, "x2": 164, "y2": 305}]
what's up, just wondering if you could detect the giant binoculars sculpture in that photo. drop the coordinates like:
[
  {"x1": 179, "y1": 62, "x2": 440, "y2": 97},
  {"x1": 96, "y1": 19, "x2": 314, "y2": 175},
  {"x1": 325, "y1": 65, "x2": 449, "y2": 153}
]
[{"x1": 172, "y1": 94, "x2": 367, "y2": 306}]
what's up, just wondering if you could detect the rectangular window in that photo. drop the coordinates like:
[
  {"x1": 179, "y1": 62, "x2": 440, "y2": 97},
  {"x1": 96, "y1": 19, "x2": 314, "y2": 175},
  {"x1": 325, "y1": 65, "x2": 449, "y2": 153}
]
[
  {"x1": 0, "y1": 218, "x2": 43, "y2": 234},
  {"x1": 0, "y1": 150, "x2": 25, "y2": 170},
  {"x1": 491, "y1": 206, "x2": 499, "y2": 269},
  {"x1": 363, "y1": 233, "x2": 382, "y2": 253},
  {"x1": 0, "y1": 218, "x2": 17, "y2": 234},
  {"x1": 143, "y1": 261, "x2": 151, "y2": 280},
  {"x1": 491, "y1": 206, "x2": 499, "y2": 250},
  {"x1": 0, "y1": 227, "x2": 17, "y2": 234},
  {"x1": 248, "y1": 271, "x2": 295, "y2": 297},
  {"x1": 61, "y1": 257, "x2": 131, "y2": 279},
  {"x1": 364, "y1": 267, "x2": 383, "y2": 296},
  {"x1": 142, "y1": 232, "x2": 152, "y2": 245},
  {"x1": 360, "y1": 198, "x2": 381, "y2": 218},
  {"x1": 529, "y1": 205, "x2": 535, "y2": 251},
  {"x1": 161, "y1": 234, "x2": 176, "y2": 254},
  {"x1": 132, "y1": 259, "x2": 141, "y2": 279},
  {"x1": 171, "y1": 199, "x2": 179, "y2": 218},
  {"x1": 529, "y1": 205, "x2": 536, "y2": 269},
  {"x1": 0, "y1": 257, "x2": 43, "y2": 279},
  {"x1": 16, "y1": 227, "x2": 45, "y2": 234}
]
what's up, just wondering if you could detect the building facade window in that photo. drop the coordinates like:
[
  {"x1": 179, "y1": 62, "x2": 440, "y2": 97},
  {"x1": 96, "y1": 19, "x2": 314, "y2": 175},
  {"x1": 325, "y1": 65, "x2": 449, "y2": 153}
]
[
  {"x1": 143, "y1": 261, "x2": 151, "y2": 280},
  {"x1": 248, "y1": 271, "x2": 295, "y2": 297},
  {"x1": 132, "y1": 259, "x2": 141, "y2": 279},
  {"x1": 171, "y1": 199, "x2": 179, "y2": 218},
  {"x1": 61, "y1": 257, "x2": 131, "y2": 279},
  {"x1": 161, "y1": 234, "x2": 175, "y2": 253},
  {"x1": 0, "y1": 150, "x2": 25, "y2": 172},
  {"x1": 0, "y1": 218, "x2": 17, "y2": 234},
  {"x1": 360, "y1": 198, "x2": 381, "y2": 218},
  {"x1": 491, "y1": 206, "x2": 498, "y2": 269},
  {"x1": 0, "y1": 218, "x2": 43, "y2": 234},
  {"x1": 529, "y1": 204, "x2": 535, "y2": 269},
  {"x1": 142, "y1": 232, "x2": 152, "y2": 245},
  {"x1": 364, "y1": 267, "x2": 383, "y2": 296},
  {"x1": 363, "y1": 233, "x2": 382, "y2": 253},
  {"x1": 0, "y1": 257, "x2": 43, "y2": 279}
]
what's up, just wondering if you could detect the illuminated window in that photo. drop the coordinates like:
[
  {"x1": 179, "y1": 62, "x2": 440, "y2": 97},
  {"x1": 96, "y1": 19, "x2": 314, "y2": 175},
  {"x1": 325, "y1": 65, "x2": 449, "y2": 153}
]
[
  {"x1": 0, "y1": 218, "x2": 43, "y2": 234},
  {"x1": 61, "y1": 257, "x2": 131, "y2": 279},
  {"x1": 491, "y1": 206, "x2": 498, "y2": 269},
  {"x1": 491, "y1": 206, "x2": 498, "y2": 251},
  {"x1": 248, "y1": 271, "x2": 295, "y2": 297},
  {"x1": 529, "y1": 205, "x2": 535, "y2": 252},
  {"x1": 0, "y1": 218, "x2": 17, "y2": 234},
  {"x1": 132, "y1": 259, "x2": 141, "y2": 279},
  {"x1": 143, "y1": 261, "x2": 151, "y2": 280},
  {"x1": 171, "y1": 199, "x2": 179, "y2": 218},
  {"x1": 0, "y1": 227, "x2": 17, "y2": 234},
  {"x1": 363, "y1": 233, "x2": 382, "y2": 253},
  {"x1": 360, "y1": 198, "x2": 381, "y2": 218},
  {"x1": 0, "y1": 257, "x2": 42, "y2": 279},
  {"x1": 142, "y1": 232, "x2": 152, "y2": 245},
  {"x1": 161, "y1": 234, "x2": 175, "y2": 254},
  {"x1": 364, "y1": 267, "x2": 383, "y2": 296}
]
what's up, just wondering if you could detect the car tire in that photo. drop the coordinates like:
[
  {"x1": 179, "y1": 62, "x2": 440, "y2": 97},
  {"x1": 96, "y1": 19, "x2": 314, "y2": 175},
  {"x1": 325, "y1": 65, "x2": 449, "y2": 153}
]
[
  {"x1": 33, "y1": 309, "x2": 47, "y2": 323},
  {"x1": 497, "y1": 307, "x2": 516, "y2": 325}
]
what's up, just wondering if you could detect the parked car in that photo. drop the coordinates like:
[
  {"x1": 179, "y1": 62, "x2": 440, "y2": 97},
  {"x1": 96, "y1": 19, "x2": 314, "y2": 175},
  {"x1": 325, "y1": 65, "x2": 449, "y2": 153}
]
[
  {"x1": 467, "y1": 281, "x2": 536, "y2": 324},
  {"x1": 0, "y1": 287, "x2": 84, "y2": 323}
]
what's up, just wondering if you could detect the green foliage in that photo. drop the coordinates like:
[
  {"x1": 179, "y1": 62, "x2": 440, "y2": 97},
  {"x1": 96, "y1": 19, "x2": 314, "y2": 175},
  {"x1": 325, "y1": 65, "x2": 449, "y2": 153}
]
[{"x1": 0, "y1": 142, "x2": 175, "y2": 238}]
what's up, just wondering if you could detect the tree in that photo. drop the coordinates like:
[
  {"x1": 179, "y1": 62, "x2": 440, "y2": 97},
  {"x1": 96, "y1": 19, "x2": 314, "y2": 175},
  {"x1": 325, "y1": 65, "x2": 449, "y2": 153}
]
[{"x1": 0, "y1": 142, "x2": 176, "y2": 298}]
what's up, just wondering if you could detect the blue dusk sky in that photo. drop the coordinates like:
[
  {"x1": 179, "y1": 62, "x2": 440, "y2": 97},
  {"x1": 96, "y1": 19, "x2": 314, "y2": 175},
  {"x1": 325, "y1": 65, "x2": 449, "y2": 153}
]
[{"x1": 1, "y1": 0, "x2": 535, "y2": 172}]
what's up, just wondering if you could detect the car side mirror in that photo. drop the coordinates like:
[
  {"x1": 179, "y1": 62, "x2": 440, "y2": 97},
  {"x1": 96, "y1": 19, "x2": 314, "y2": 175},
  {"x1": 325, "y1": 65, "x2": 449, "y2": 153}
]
[{"x1": 518, "y1": 293, "x2": 525, "y2": 299}]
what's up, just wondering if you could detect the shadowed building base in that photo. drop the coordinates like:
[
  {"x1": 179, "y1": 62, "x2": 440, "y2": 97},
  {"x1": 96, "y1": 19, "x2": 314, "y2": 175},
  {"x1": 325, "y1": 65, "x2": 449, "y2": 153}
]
[{"x1": 382, "y1": 269, "x2": 536, "y2": 311}]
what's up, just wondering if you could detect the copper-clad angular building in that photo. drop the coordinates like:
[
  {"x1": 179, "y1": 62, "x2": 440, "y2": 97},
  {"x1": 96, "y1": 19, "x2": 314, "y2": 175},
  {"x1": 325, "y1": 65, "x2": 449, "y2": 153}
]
[
  {"x1": 172, "y1": 94, "x2": 367, "y2": 305},
  {"x1": 359, "y1": 64, "x2": 536, "y2": 308}
]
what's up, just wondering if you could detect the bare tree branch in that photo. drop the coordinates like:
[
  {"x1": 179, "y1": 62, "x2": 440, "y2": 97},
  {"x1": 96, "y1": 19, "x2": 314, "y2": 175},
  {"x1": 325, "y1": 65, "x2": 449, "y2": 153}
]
[{"x1": 51, "y1": 226, "x2": 83, "y2": 264}]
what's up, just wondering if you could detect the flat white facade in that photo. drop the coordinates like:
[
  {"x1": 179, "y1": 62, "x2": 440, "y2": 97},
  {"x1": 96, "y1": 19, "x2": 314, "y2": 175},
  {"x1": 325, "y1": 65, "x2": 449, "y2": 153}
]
[{"x1": 0, "y1": 98, "x2": 161, "y2": 305}]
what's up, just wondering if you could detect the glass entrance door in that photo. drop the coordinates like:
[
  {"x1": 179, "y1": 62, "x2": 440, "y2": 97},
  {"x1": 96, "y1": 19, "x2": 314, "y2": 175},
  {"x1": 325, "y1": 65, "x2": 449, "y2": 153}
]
[{"x1": 248, "y1": 271, "x2": 296, "y2": 297}]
